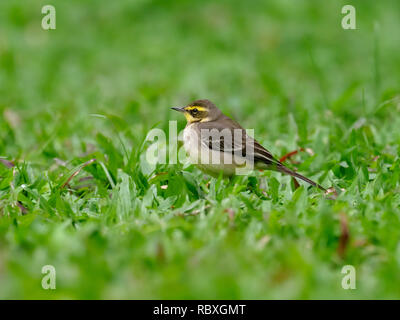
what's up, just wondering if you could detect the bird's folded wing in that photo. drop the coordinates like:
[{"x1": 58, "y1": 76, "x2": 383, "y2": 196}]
[{"x1": 197, "y1": 118, "x2": 281, "y2": 167}]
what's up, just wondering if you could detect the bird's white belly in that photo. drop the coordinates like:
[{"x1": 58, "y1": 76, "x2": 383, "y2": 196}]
[{"x1": 183, "y1": 125, "x2": 251, "y2": 177}]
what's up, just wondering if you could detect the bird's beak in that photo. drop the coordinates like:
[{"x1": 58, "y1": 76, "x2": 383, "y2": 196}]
[{"x1": 171, "y1": 107, "x2": 185, "y2": 113}]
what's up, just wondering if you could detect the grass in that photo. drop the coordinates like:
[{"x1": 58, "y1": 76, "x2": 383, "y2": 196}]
[{"x1": 0, "y1": 0, "x2": 400, "y2": 299}]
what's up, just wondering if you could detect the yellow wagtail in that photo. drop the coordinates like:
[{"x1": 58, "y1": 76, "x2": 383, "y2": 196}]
[{"x1": 172, "y1": 99, "x2": 326, "y2": 192}]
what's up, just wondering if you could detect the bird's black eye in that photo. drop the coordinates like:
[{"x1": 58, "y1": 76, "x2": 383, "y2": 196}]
[{"x1": 192, "y1": 108, "x2": 198, "y2": 114}]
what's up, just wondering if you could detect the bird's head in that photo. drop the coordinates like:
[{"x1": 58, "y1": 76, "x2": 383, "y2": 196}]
[{"x1": 172, "y1": 99, "x2": 222, "y2": 124}]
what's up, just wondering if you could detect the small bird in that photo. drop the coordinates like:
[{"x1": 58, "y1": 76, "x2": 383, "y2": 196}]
[{"x1": 172, "y1": 99, "x2": 326, "y2": 192}]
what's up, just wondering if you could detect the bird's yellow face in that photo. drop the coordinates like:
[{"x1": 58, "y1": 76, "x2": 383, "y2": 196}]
[{"x1": 172, "y1": 105, "x2": 210, "y2": 123}]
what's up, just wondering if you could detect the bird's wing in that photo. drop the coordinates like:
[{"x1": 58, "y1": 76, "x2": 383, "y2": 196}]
[
  {"x1": 197, "y1": 117, "x2": 282, "y2": 167},
  {"x1": 252, "y1": 140, "x2": 282, "y2": 167},
  {"x1": 196, "y1": 118, "x2": 244, "y2": 154}
]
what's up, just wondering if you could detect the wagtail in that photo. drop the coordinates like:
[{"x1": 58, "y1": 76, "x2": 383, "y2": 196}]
[{"x1": 172, "y1": 99, "x2": 326, "y2": 191}]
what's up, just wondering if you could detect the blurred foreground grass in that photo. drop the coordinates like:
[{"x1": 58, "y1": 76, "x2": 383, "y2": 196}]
[{"x1": 0, "y1": 0, "x2": 400, "y2": 299}]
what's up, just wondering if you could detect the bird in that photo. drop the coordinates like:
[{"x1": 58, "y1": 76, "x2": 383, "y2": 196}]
[{"x1": 172, "y1": 99, "x2": 326, "y2": 192}]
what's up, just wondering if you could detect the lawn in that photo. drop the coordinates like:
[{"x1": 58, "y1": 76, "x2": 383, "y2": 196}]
[{"x1": 0, "y1": 0, "x2": 400, "y2": 299}]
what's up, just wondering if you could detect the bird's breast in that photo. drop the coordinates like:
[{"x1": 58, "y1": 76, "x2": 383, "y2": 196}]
[{"x1": 183, "y1": 124, "x2": 200, "y2": 158}]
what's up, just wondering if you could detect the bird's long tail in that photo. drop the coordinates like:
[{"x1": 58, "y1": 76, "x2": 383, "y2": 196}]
[{"x1": 277, "y1": 165, "x2": 326, "y2": 192}]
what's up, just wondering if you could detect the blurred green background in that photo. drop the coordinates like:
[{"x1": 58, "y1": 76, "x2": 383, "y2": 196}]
[{"x1": 0, "y1": 0, "x2": 400, "y2": 299}]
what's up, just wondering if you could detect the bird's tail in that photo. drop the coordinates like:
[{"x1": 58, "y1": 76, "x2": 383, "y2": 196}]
[{"x1": 277, "y1": 165, "x2": 326, "y2": 192}]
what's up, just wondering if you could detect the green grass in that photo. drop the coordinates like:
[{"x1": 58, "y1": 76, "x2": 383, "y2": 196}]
[{"x1": 1, "y1": 0, "x2": 400, "y2": 299}]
